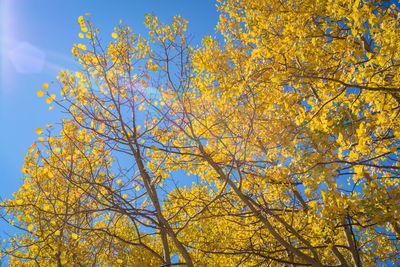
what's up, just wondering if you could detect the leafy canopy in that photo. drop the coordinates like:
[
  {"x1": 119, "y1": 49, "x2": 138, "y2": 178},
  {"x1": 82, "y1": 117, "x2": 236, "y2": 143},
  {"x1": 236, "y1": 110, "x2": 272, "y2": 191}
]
[{"x1": 2, "y1": 0, "x2": 400, "y2": 266}]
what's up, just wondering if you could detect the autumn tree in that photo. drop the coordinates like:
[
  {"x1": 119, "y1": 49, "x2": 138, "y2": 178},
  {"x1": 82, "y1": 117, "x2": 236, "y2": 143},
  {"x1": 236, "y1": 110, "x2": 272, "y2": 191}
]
[
  {"x1": 169, "y1": 0, "x2": 400, "y2": 265},
  {"x1": 2, "y1": 14, "x2": 194, "y2": 267},
  {"x1": 2, "y1": 0, "x2": 400, "y2": 266},
  {"x1": 2, "y1": 121, "x2": 164, "y2": 266}
]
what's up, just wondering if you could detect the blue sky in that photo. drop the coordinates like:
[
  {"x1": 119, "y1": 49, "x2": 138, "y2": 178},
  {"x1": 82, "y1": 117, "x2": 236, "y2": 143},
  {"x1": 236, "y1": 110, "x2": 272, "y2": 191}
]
[{"x1": 0, "y1": 0, "x2": 218, "y2": 200}]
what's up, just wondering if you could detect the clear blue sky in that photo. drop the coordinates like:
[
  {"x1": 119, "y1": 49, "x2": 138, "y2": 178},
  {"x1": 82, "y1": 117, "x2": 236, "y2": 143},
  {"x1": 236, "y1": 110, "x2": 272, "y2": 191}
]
[{"x1": 0, "y1": 0, "x2": 218, "y2": 201}]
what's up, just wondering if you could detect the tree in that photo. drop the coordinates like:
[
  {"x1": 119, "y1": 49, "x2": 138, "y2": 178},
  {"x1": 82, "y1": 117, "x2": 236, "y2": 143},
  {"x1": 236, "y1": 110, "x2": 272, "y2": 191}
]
[
  {"x1": 3, "y1": 121, "x2": 163, "y2": 266},
  {"x1": 2, "y1": 0, "x2": 400, "y2": 266}
]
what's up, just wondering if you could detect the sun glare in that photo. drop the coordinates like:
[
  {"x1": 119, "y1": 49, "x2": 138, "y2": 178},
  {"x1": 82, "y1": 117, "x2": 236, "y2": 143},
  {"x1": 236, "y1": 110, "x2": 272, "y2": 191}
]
[{"x1": 1, "y1": 0, "x2": 48, "y2": 92}]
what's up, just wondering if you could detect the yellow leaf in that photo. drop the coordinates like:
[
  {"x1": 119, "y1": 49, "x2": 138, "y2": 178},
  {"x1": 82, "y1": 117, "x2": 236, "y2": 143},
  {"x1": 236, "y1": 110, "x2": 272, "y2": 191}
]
[
  {"x1": 309, "y1": 201, "x2": 318, "y2": 209},
  {"x1": 37, "y1": 90, "x2": 44, "y2": 97},
  {"x1": 112, "y1": 32, "x2": 118, "y2": 39},
  {"x1": 135, "y1": 184, "x2": 140, "y2": 191},
  {"x1": 305, "y1": 188, "x2": 311, "y2": 197},
  {"x1": 27, "y1": 143, "x2": 36, "y2": 154},
  {"x1": 35, "y1": 128, "x2": 43, "y2": 134},
  {"x1": 123, "y1": 194, "x2": 127, "y2": 199},
  {"x1": 27, "y1": 224, "x2": 34, "y2": 232},
  {"x1": 43, "y1": 83, "x2": 49, "y2": 89},
  {"x1": 270, "y1": 76, "x2": 279, "y2": 83},
  {"x1": 71, "y1": 233, "x2": 78, "y2": 239},
  {"x1": 79, "y1": 33, "x2": 84, "y2": 38}
]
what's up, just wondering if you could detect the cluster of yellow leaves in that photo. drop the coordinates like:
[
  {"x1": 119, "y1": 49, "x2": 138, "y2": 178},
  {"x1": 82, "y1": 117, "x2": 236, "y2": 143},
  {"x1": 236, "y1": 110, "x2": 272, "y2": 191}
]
[
  {"x1": 183, "y1": 0, "x2": 400, "y2": 264},
  {"x1": 3, "y1": 121, "x2": 161, "y2": 266}
]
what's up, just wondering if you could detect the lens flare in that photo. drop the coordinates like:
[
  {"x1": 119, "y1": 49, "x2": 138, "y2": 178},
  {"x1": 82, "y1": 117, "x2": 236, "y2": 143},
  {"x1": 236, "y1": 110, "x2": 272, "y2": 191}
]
[{"x1": 8, "y1": 42, "x2": 45, "y2": 74}]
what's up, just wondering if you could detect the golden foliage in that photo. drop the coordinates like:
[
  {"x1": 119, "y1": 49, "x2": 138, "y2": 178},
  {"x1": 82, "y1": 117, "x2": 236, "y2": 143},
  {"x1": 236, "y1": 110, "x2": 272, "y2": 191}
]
[{"x1": 2, "y1": 1, "x2": 400, "y2": 265}]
